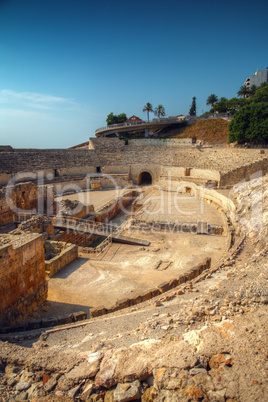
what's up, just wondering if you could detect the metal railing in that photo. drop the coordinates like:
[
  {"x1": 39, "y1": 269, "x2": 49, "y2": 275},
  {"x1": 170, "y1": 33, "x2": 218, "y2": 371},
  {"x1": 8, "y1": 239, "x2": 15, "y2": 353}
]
[{"x1": 95, "y1": 118, "x2": 187, "y2": 133}]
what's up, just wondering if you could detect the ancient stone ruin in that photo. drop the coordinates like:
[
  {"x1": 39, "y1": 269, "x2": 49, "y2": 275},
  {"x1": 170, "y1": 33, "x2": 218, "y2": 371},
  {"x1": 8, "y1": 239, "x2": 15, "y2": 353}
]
[{"x1": 0, "y1": 138, "x2": 267, "y2": 400}]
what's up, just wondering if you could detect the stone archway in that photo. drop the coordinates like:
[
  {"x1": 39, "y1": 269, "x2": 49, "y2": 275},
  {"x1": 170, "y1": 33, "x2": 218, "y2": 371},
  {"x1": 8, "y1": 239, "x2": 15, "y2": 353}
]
[{"x1": 137, "y1": 171, "x2": 152, "y2": 185}]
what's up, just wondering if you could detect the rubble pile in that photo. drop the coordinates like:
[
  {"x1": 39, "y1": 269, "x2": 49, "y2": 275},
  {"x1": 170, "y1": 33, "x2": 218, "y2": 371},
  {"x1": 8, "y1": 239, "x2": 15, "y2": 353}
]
[
  {"x1": 56, "y1": 199, "x2": 90, "y2": 219},
  {"x1": 14, "y1": 215, "x2": 54, "y2": 236}
]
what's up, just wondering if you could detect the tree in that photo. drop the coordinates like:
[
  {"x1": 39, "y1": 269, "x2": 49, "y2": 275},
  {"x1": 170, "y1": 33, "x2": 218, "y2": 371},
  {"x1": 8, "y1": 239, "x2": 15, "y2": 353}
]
[
  {"x1": 189, "y1": 97, "x2": 196, "y2": 116},
  {"x1": 106, "y1": 112, "x2": 127, "y2": 126},
  {"x1": 154, "y1": 104, "x2": 166, "y2": 119},
  {"x1": 117, "y1": 113, "x2": 128, "y2": 123},
  {"x1": 213, "y1": 97, "x2": 228, "y2": 113},
  {"x1": 250, "y1": 85, "x2": 268, "y2": 104},
  {"x1": 250, "y1": 84, "x2": 258, "y2": 97},
  {"x1": 227, "y1": 97, "x2": 247, "y2": 112},
  {"x1": 237, "y1": 85, "x2": 250, "y2": 98},
  {"x1": 206, "y1": 94, "x2": 218, "y2": 109},
  {"x1": 143, "y1": 102, "x2": 153, "y2": 122},
  {"x1": 228, "y1": 102, "x2": 268, "y2": 144}
]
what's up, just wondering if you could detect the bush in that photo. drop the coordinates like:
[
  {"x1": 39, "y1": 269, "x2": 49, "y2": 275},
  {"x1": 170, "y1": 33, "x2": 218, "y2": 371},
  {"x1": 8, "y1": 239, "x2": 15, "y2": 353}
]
[{"x1": 228, "y1": 103, "x2": 268, "y2": 144}]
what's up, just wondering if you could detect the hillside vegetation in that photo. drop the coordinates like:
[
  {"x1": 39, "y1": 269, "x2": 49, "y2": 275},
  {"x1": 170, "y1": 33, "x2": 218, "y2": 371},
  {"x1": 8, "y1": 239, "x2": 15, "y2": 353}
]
[{"x1": 174, "y1": 118, "x2": 229, "y2": 145}]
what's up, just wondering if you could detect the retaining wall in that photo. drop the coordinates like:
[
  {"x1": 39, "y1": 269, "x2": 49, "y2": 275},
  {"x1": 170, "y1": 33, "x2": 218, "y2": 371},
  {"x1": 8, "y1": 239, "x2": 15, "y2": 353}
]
[
  {"x1": 94, "y1": 190, "x2": 135, "y2": 223},
  {"x1": 0, "y1": 233, "x2": 47, "y2": 327},
  {"x1": 90, "y1": 257, "x2": 211, "y2": 318},
  {"x1": 54, "y1": 231, "x2": 96, "y2": 247},
  {"x1": 45, "y1": 241, "x2": 78, "y2": 277},
  {"x1": 128, "y1": 138, "x2": 195, "y2": 147},
  {"x1": 220, "y1": 158, "x2": 268, "y2": 187}
]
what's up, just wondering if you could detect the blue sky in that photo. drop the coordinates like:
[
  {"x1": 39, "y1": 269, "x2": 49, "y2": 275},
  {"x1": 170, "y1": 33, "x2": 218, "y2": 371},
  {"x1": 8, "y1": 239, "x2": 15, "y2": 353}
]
[{"x1": 0, "y1": 0, "x2": 267, "y2": 149}]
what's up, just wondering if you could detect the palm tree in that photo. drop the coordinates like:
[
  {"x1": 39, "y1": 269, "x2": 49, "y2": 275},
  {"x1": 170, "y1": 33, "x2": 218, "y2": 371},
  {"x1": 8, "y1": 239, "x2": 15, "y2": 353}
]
[
  {"x1": 154, "y1": 104, "x2": 166, "y2": 120},
  {"x1": 206, "y1": 94, "x2": 218, "y2": 109},
  {"x1": 237, "y1": 85, "x2": 250, "y2": 98},
  {"x1": 250, "y1": 84, "x2": 257, "y2": 96},
  {"x1": 143, "y1": 102, "x2": 153, "y2": 122}
]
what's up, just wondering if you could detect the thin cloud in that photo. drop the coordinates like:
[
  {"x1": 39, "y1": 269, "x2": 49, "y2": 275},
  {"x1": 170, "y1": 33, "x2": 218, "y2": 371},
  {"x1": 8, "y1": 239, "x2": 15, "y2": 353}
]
[{"x1": 0, "y1": 89, "x2": 77, "y2": 110}]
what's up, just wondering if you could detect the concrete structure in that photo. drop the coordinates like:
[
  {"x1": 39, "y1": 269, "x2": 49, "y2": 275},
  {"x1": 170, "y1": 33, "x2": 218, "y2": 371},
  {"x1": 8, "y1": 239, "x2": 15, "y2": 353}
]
[
  {"x1": 244, "y1": 67, "x2": 268, "y2": 88},
  {"x1": 95, "y1": 118, "x2": 187, "y2": 137}
]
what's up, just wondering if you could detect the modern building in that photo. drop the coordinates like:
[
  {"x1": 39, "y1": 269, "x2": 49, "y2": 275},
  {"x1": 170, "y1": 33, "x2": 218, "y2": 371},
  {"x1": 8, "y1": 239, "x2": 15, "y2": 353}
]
[{"x1": 244, "y1": 68, "x2": 268, "y2": 88}]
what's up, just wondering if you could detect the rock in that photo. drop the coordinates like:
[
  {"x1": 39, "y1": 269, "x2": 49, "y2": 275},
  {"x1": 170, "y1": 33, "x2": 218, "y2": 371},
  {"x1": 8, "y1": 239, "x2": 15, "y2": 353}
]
[
  {"x1": 27, "y1": 383, "x2": 40, "y2": 399},
  {"x1": 15, "y1": 390, "x2": 28, "y2": 401},
  {"x1": 104, "y1": 390, "x2": 115, "y2": 402},
  {"x1": 95, "y1": 352, "x2": 118, "y2": 388},
  {"x1": 66, "y1": 359, "x2": 101, "y2": 381},
  {"x1": 209, "y1": 354, "x2": 232, "y2": 369},
  {"x1": 68, "y1": 383, "x2": 81, "y2": 398},
  {"x1": 7, "y1": 376, "x2": 17, "y2": 387},
  {"x1": 15, "y1": 381, "x2": 31, "y2": 392},
  {"x1": 189, "y1": 368, "x2": 207, "y2": 375},
  {"x1": 141, "y1": 386, "x2": 158, "y2": 402},
  {"x1": 151, "y1": 299, "x2": 161, "y2": 307},
  {"x1": 208, "y1": 388, "x2": 226, "y2": 401},
  {"x1": 260, "y1": 296, "x2": 268, "y2": 304},
  {"x1": 20, "y1": 369, "x2": 34, "y2": 383},
  {"x1": 55, "y1": 390, "x2": 64, "y2": 396},
  {"x1": 44, "y1": 377, "x2": 57, "y2": 392},
  {"x1": 113, "y1": 380, "x2": 141, "y2": 402},
  {"x1": 5, "y1": 365, "x2": 20, "y2": 379},
  {"x1": 82, "y1": 381, "x2": 94, "y2": 398}
]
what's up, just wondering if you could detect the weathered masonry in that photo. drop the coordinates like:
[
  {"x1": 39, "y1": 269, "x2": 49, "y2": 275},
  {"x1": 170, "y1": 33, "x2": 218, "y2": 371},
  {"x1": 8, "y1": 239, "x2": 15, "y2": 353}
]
[
  {"x1": 0, "y1": 233, "x2": 48, "y2": 327},
  {"x1": 0, "y1": 140, "x2": 267, "y2": 190}
]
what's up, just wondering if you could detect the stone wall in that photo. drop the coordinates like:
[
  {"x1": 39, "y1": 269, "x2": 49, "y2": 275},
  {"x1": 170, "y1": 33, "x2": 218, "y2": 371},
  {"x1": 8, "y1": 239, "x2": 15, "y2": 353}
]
[
  {"x1": 0, "y1": 233, "x2": 47, "y2": 326},
  {"x1": 55, "y1": 230, "x2": 97, "y2": 247},
  {"x1": 160, "y1": 166, "x2": 220, "y2": 183},
  {"x1": 88, "y1": 137, "x2": 125, "y2": 151},
  {"x1": 45, "y1": 241, "x2": 78, "y2": 278},
  {"x1": 0, "y1": 182, "x2": 54, "y2": 227},
  {"x1": 1, "y1": 144, "x2": 267, "y2": 190},
  {"x1": 0, "y1": 182, "x2": 54, "y2": 226},
  {"x1": 94, "y1": 190, "x2": 135, "y2": 223},
  {"x1": 158, "y1": 179, "x2": 235, "y2": 210},
  {"x1": 0, "y1": 149, "x2": 101, "y2": 176},
  {"x1": 129, "y1": 164, "x2": 161, "y2": 185},
  {"x1": 128, "y1": 138, "x2": 195, "y2": 147},
  {"x1": 56, "y1": 199, "x2": 94, "y2": 220},
  {"x1": 220, "y1": 158, "x2": 268, "y2": 187},
  {"x1": 102, "y1": 165, "x2": 129, "y2": 174},
  {"x1": 0, "y1": 189, "x2": 14, "y2": 226}
]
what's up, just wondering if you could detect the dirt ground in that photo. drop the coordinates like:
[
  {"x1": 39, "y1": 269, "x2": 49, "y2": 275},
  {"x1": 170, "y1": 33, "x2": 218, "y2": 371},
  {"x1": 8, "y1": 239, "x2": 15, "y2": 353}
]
[{"x1": 34, "y1": 189, "x2": 229, "y2": 319}]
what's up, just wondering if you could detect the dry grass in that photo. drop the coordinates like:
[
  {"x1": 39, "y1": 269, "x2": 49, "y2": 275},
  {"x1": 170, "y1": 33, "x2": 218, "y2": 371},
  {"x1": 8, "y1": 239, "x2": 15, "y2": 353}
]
[{"x1": 174, "y1": 119, "x2": 229, "y2": 145}]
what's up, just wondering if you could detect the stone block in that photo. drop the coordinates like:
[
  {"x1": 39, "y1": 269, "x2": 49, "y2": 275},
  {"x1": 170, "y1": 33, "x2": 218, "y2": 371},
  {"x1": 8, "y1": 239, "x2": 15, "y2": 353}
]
[
  {"x1": 177, "y1": 275, "x2": 186, "y2": 285},
  {"x1": 169, "y1": 278, "x2": 178, "y2": 288},
  {"x1": 26, "y1": 320, "x2": 42, "y2": 330},
  {"x1": 90, "y1": 306, "x2": 107, "y2": 318},
  {"x1": 57, "y1": 315, "x2": 74, "y2": 325},
  {"x1": 157, "y1": 282, "x2": 171, "y2": 293},
  {"x1": 42, "y1": 317, "x2": 58, "y2": 328},
  {"x1": 116, "y1": 298, "x2": 132, "y2": 309},
  {"x1": 73, "y1": 311, "x2": 87, "y2": 321}
]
